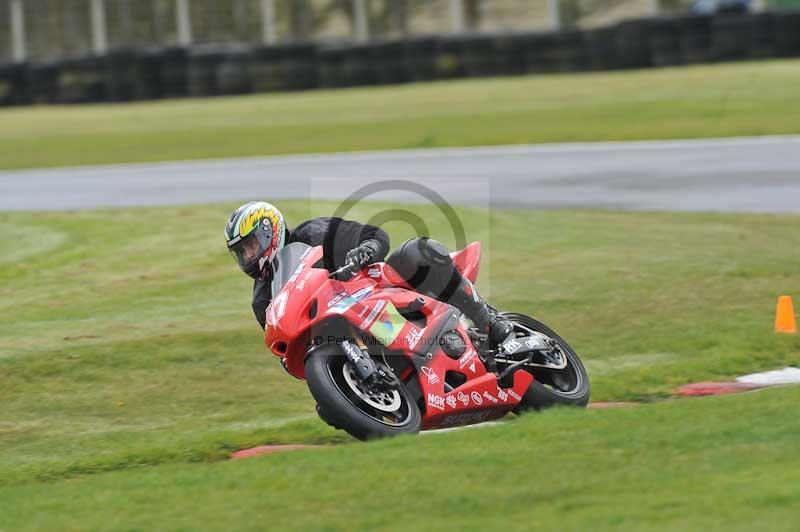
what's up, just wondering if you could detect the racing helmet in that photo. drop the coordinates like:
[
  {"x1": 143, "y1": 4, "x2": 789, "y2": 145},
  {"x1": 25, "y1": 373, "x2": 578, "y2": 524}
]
[{"x1": 224, "y1": 201, "x2": 287, "y2": 279}]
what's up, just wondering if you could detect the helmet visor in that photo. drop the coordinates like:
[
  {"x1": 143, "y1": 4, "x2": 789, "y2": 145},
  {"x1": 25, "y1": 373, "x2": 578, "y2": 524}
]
[{"x1": 229, "y1": 231, "x2": 269, "y2": 272}]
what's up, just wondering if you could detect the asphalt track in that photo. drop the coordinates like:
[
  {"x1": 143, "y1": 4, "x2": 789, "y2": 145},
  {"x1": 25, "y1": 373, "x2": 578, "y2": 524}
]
[{"x1": 1, "y1": 135, "x2": 799, "y2": 213}]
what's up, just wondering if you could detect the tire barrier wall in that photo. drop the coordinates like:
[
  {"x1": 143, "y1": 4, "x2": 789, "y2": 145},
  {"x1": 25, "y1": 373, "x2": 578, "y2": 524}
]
[{"x1": 1, "y1": 10, "x2": 799, "y2": 107}]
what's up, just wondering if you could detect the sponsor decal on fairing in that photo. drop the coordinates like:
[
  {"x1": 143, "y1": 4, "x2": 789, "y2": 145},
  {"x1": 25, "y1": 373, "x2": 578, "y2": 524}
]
[
  {"x1": 405, "y1": 327, "x2": 423, "y2": 350},
  {"x1": 470, "y1": 391, "x2": 483, "y2": 406},
  {"x1": 458, "y1": 349, "x2": 476, "y2": 369},
  {"x1": 327, "y1": 291, "x2": 348, "y2": 308},
  {"x1": 268, "y1": 291, "x2": 289, "y2": 324},
  {"x1": 427, "y1": 393, "x2": 445, "y2": 411},
  {"x1": 421, "y1": 366, "x2": 440, "y2": 385},
  {"x1": 359, "y1": 299, "x2": 387, "y2": 329},
  {"x1": 457, "y1": 391, "x2": 470, "y2": 406},
  {"x1": 349, "y1": 286, "x2": 374, "y2": 300},
  {"x1": 507, "y1": 389, "x2": 523, "y2": 402},
  {"x1": 482, "y1": 391, "x2": 498, "y2": 404},
  {"x1": 329, "y1": 286, "x2": 374, "y2": 314},
  {"x1": 368, "y1": 302, "x2": 407, "y2": 346},
  {"x1": 445, "y1": 395, "x2": 457, "y2": 409},
  {"x1": 295, "y1": 269, "x2": 313, "y2": 291}
]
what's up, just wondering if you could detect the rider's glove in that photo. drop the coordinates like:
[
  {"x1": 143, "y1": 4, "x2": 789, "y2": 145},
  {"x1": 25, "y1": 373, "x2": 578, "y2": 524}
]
[{"x1": 345, "y1": 239, "x2": 380, "y2": 269}]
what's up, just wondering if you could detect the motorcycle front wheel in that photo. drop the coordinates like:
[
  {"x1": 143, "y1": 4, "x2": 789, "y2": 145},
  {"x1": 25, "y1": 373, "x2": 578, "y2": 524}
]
[
  {"x1": 305, "y1": 343, "x2": 421, "y2": 441},
  {"x1": 499, "y1": 312, "x2": 590, "y2": 410}
]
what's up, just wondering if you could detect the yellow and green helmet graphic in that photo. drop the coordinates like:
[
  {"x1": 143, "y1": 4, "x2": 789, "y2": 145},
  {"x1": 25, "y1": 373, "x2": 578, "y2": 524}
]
[{"x1": 225, "y1": 202, "x2": 285, "y2": 248}]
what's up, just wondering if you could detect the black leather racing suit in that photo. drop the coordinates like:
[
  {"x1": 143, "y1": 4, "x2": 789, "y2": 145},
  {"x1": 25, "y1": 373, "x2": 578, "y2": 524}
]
[{"x1": 252, "y1": 217, "x2": 390, "y2": 329}]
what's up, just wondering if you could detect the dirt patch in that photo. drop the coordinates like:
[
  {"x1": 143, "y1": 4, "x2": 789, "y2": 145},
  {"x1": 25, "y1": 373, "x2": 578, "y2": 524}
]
[
  {"x1": 231, "y1": 444, "x2": 325, "y2": 459},
  {"x1": 676, "y1": 381, "x2": 763, "y2": 397}
]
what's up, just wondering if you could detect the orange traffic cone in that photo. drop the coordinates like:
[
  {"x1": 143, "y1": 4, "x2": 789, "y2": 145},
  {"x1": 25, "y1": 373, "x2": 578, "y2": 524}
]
[{"x1": 775, "y1": 296, "x2": 797, "y2": 334}]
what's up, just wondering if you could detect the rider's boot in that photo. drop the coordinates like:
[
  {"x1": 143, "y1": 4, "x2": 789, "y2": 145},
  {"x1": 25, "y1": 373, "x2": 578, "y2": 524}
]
[{"x1": 447, "y1": 277, "x2": 514, "y2": 348}]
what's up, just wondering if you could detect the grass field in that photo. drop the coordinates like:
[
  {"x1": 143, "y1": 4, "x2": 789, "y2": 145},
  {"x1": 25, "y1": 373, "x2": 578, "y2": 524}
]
[
  {"x1": 2, "y1": 59, "x2": 800, "y2": 528},
  {"x1": 2, "y1": 385, "x2": 800, "y2": 531},
  {"x1": 1, "y1": 201, "x2": 798, "y2": 507},
  {"x1": 1, "y1": 59, "x2": 799, "y2": 170}
]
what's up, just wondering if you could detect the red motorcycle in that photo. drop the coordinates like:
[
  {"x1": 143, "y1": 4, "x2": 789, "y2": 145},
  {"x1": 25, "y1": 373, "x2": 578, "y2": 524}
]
[{"x1": 265, "y1": 242, "x2": 589, "y2": 440}]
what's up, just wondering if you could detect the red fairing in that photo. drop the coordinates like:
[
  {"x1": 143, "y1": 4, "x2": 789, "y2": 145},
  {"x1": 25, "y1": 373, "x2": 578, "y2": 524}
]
[
  {"x1": 264, "y1": 242, "x2": 533, "y2": 430},
  {"x1": 450, "y1": 241, "x2": 481, "y2": 284}
]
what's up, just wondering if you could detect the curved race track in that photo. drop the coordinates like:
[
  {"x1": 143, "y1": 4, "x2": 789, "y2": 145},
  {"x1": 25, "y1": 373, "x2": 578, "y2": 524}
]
[{"x1": 1, "y1": 136, "x2": 799, "y2": 213}]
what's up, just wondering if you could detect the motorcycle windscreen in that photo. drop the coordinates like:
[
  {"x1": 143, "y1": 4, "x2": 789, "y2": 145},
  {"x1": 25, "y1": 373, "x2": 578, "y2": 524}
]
[{"x1": 270, "y1": 242, "x2": 313, "y2": 294}]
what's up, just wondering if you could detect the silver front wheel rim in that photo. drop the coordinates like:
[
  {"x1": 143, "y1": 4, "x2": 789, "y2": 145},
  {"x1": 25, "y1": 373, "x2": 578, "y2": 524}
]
[{"x1": 341, "y1": 361, "x2": 402, "y2": 413}]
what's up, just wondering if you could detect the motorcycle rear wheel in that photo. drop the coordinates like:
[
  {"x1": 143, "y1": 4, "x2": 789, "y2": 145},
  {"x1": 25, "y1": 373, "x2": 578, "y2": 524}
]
[
  {"x1": 305, "y1": 344, "x2": 422, "y2": 441},
  {"x1": 500, "y1": 313, "x2": 590, "y2": 410}
]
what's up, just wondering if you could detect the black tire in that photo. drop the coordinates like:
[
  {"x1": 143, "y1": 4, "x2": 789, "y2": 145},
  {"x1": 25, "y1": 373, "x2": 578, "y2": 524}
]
[
  {"x1": 500, "y1": 313, "x2": 590, "y2": 410},
  {"x1": 305, "y1": 344, "x2": 422, "y2": 441}
]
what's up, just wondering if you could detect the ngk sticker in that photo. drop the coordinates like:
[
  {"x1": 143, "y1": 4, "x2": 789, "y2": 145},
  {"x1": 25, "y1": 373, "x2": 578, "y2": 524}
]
[
  {"x1": 482, "y1": 391, "x2": 498, "y2": 404},
  {"x1": 427, "y1": 393, "x2": 445, "y2": 411},
  {"x1": 470, "y1": 391, "x2": 483, "y2": 406},
  {"x1": 457, "y1": 392, "x2": 470, "y2": 406},
  {"x1": 445, "y1": 395, "x2": 457, "y2": 409},
  {"x1": 421, "y1": 366, "x2": 440, "y2": 385}
]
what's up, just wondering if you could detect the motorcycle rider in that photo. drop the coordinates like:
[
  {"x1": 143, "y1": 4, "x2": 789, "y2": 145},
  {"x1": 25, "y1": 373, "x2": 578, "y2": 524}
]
[{"x1": 224, "y1": 201, "x2": 513, "y2": 346}]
